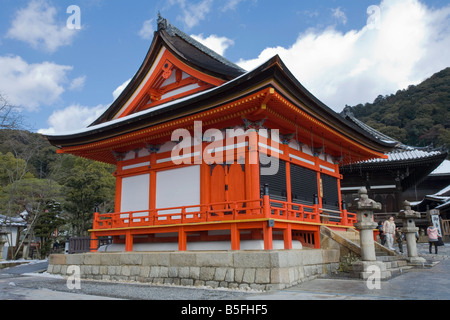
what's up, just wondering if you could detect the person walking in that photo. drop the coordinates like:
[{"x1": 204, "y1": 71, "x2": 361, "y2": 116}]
[
  {"x1": 427, "y1": 223, "x2": 439, "y2": 254},
  {"x1": 377, "y1": 221, "x2": 386, "y2": 245},
  {"x1": 395, "y1": 227, "x2": 404, "y2": 253},
  {"x1": 383, "y1": 216, "x2": 396, "y2": 251}
]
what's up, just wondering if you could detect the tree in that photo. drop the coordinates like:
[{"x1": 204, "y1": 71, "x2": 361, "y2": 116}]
[
  {"x1": 0, "y1": 94, "x2": 22, "y2": 130},
  {"x1": 33, "y1": 201, "x2": 64, "y2": 257},
  {"x1": 0, "y1": 177, "x2": 63, "y2": 259},
  {"x1": 63, "y1": 157, "x2": 115, "y2": 236},
  {"x1": 346, "y1": 67, "x2": 450, "y2": 157}
]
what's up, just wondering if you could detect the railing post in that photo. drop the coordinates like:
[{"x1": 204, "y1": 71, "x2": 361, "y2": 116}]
[
  {"x1": 263, "y1": 184, "x2": 271, "y2": 219},
  {"x1": 93, "y1": 212, "x2": 99, "y2": 229},
  {"x1": 341, "y1": 200, "x2": 349, "y2": 226},
  {"x1": 314, "y1": 194, "x2": 320, "y2": 223}
]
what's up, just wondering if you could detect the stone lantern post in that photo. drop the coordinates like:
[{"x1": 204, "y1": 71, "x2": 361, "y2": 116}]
[
  {"x1": 351, "y1": 187, "x2": 388, "y2": 279},
  {"x1": 354, "y1": 187, "x2": 381, "y2": 261},
  {"x1": 398, "y1": 201, "x2": 426, "y2": 265}
]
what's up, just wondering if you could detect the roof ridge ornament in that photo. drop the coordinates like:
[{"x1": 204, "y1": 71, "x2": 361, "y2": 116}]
[{"x1": 157, "y1": 13, "x2": 168, "y2": 31}]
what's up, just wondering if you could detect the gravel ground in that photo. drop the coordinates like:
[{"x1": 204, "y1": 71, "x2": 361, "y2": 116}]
[{"x1": 2, "y1": 275, "x2": 254, "y2": 300}]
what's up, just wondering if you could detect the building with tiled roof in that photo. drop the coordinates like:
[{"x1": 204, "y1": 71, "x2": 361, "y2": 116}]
[
  {"x1": 340, "y1": 107, "x2": 448, "y2": 221},
  {"x1": 43, "y1": 16, "x2": 398, "y2": 252}
]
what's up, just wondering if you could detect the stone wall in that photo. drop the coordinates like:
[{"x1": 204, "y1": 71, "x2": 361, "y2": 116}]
[{"x1": 48, "y1": 249, "x2": 340, "y2": 291}]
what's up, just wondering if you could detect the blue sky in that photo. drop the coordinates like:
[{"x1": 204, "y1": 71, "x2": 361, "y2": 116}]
[{"x1": 0, "y1": 0, "x2": 449, "y2": 134}]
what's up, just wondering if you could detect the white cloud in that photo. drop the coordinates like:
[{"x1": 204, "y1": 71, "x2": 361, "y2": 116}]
[
  {"x1": 6, "y1": 0, "x2": 77, "y2": 52},
  {"x1": 237, "y1": 0, "x2": 450, "y2": 111},
  {"x1": 139, "y1": 19, "x2": 154, "y2": 40},
  {"x1": 40, "y1": 79, "x2": 131, "y2": 135},
  {"x1": 38, "y1": 104, "x2": 108, "y2": 135},
  {"x1": 332, "y1": 7, "x2": 348, "y2": 25},
  {"x1": 69, "y1": 76, "x2": 86, "y2": 91},
  {"x1": 169, "y1": 0, "x2": 213, "y2": 29},
  {"x1": 191, "y1": 34, "x2": 234, "y2": 56},
  {"x1": 0, "y1": 55, "x2": 72, "y2": 110},
  {"x1": 222, "y1": 0, "x2": 245, "y2": 11},
  {"x1": 113, "y1": 79, "x2": 132, "y2": 101}
]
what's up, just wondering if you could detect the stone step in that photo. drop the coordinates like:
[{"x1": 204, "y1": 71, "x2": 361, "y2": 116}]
[
  {"x1": 376, "y1": 255, "x2": 402, "y2": 262},
  {"x1": 387, "y1": 265, "x2": 413, "y2": 276}
]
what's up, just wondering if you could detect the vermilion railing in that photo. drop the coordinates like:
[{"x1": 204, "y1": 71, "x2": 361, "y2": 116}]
[{"x1": 93, "y1": 198, "x2": 357, "y2": 230}]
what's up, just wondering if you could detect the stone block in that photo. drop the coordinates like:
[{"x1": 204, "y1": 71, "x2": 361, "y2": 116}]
[
  {"x1": 66, "y1": 254, "x2": 84, "y2": 266},
  {"x1": 194, "y1": 280, "x2": 205, "y2": 287},
  {"x1": 181, "y1": 279, "x2": 194, "y2": 286},
  {"x1": 159, "y1": 266, "x2": 169, "y2": 277},
  {"x1": 100, "y1": 265, "x2": 108, "y2": 275},
  {"x1": 234, "y1": 251, "x2": 271, "y2": 268},
  {"x1": 268, "y1": 250, "x2": 301, "y2": 268},
  {"x1": 84, "y1": 253, "x2": 101, "y2": 265},
  {"x1": 200, "y1": 267, "x2": 215, "y2": 281},
  {"x1": 149, "y1": 266, "x2": 160, "y2": 278},
  {"x1": 169, "y1": 267, "x2": 178, "y2": 278},
  {"x1": 142, "y1": 253, "x2": 170, "y2": 266},
  {"x1": 255, "y1": 268, "x2": 270, "y2": 284},
  {"x1": 169, "y1": 252, "x2": 196, "y2": 266},
  {"x1": 214, "y1": 268, "x2": 227, "y2": 281},
  {"x1": 197, "y1": 252, "x2": 233, "y2": 267},
  {"x1": 179, "y1": 267, "x2": 190, "y2": 278},
  {"x1": 120, "y1": 253, "x2": 142, "y2": 265},
  {"x1": 130, "y1": 266, "x2": 141, "y2": 276},
  {"x1": 139, "y1": 266, "x2": 150, "y2": 278},
  {"x1": 121, "y1": 266, "x2": 131, "y2": 276},
  {"x1": 225, "y1": 268, "x2": 234, "y2": 282},
  {"x1": 271, "y1": 267, "x2": 290, "y2": 284},
  {"x1": 100, "y1": 253, "x2": 122, "y2": 266},
  {"x1": 235, "y1": 268, "x2": 244, "y2": 283},
  {"x1": 302, "y1": 250, "x2": 324, "y2": 266},
  {"x1": 190, "y1": 267, "x2": 200, "y2": 280},
  {"x1": 49, "y1": 254, "x2": 66, "y2": 266},
  {"x1": 92, "y1": 265, "x2": 100, "y2": 275},
  {"x1": 242, "y1": 269, "x2": 256, "y2": 283},
  {"x1": 322, "y1": 249, "x2": 340, "y2": 264},
  {"x1": 81, "y1": 265, "x2": 92, "y2": 275},
  {"x1": 206, "y1": 281, "x2": 219, "y2": 288},
  {"x1": 52, "y1": 264, "x2": 62, "y2": 274}
]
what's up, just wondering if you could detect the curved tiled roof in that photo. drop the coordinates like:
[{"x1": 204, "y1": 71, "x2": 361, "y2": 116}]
[{"x1": 341, "y1": 107, "x2": 447, "y2": 165}]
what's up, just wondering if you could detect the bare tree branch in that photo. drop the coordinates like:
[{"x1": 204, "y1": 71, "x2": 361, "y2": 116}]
[{"x1": 0, "y1": 93, "x2": 23, "y2": 130}]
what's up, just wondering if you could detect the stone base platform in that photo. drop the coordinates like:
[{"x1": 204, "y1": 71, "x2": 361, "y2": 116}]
[{"x1": 48, "y1": 249, "x2": 340, "y2": 291}]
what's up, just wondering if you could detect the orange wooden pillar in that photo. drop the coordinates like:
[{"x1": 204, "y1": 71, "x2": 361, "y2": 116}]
[
  {"x1": 125, "y1": 231, "x2": 133, "y2": 252},
  {"x1": 231, "y1": 224, "x2": 240, "y2": 250},
  {"x1": 90, "y1": 232, "x2": 98, "y2": 252},
  {"x1": 262, "y1": 184, "x2": 273, "y2": 250},
  {"x1": 179, "y1": 227, "x2": 187, "y2": 251},
  {"x1": 263, "y1": 223, "x2": 273, "y2": 250},
  {"x1": 283, "y1": 224, "x2": 292, "y2": 250}
]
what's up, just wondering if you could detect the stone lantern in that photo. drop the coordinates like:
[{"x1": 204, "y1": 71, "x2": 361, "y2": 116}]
[
  {"x1": 398, "y1": 201, "x2": 426, "y2": 264},
  {"x1": 351, "y1": 187, "x2": 388, "y2": 279},
  {"x1": 354, "y1": 187, "x2": 381, "y2": 262}
]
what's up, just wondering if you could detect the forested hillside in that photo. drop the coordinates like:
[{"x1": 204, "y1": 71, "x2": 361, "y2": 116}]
[
  {"x1": 345, "y1": 67, "x2": 450, "y2": 151},
  {"x1": 0, "y1": 130, "x2": 115, "y2": 257}
]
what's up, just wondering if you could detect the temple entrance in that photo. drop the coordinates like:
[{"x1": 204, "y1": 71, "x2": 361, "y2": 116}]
[{"x1": 210, "y1": 164, "x2": 245, "y2": 210}]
